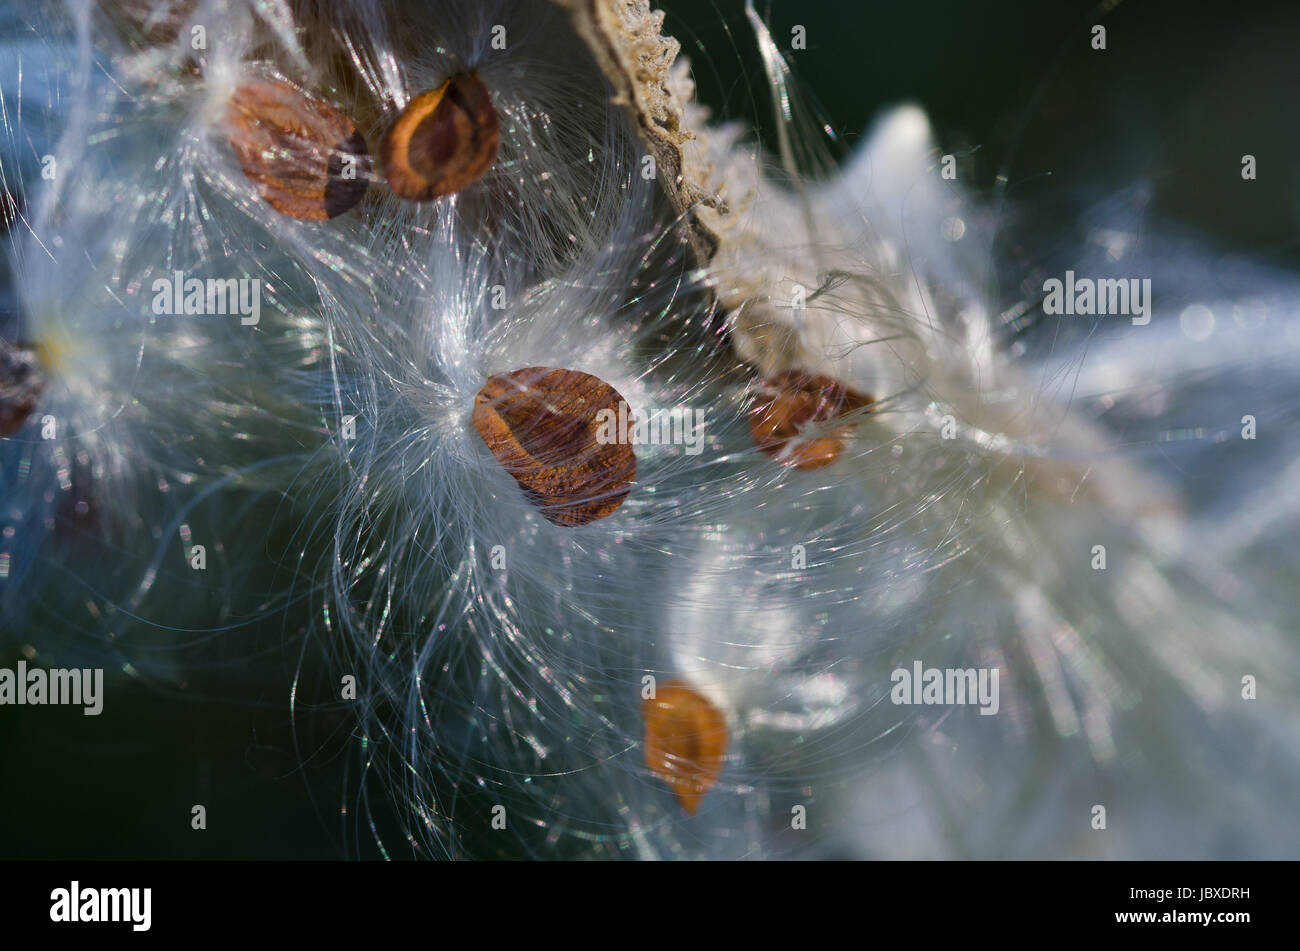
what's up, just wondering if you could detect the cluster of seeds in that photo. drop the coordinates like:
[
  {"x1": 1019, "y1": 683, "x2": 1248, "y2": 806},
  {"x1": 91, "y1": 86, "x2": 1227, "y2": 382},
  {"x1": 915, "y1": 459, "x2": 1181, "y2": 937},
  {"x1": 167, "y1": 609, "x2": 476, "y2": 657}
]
[
  {"x1": 225, "y1": 71, "x2": 498, "y2": 220},
  {"x1": 222, "y1": 61, "x2": 875, "y2": 508},
  {"x1": 18, "y1": 2, "x2": 877, "y2": 820}
]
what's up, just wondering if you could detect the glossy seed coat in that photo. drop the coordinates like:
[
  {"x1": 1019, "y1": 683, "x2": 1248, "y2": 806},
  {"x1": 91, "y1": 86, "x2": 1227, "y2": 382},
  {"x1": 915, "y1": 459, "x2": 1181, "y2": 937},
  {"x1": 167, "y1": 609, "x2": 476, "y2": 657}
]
[
  {"x1": 642, "y1": 680, "x2": 728, "y2": 815},
  {"x1": 226, "y1": 78, "x2": 371, "y2": 221},
  {"x1": 472, "y1": 367, "x2": 636, "y2": 527},
  {"x1": 381, "y1": 73, "x2": 500, "y2": 202}
]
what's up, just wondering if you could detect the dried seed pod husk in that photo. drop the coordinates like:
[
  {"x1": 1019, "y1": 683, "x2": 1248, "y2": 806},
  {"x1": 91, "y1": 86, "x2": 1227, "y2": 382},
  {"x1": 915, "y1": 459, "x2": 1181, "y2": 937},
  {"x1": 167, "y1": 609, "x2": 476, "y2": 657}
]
[
  {"x1": 226, "y1": 78, "x2": 371, "y2": 221},
  {"x1": 642, "y1": 680, "x2": 728, "y2": 816},
  {"x1": 554, "y1": 0, "x2": 726, "y2": 265},
  {"x1": 472, "y1": 367, "x2": 636, "y2": 527},
  {"x1": 749, "y1": 371, "x2": 873, "y2": 470},
  {"x1": 381, "y1": 73, "x2": 500, "y2": 202},
  {"x1": 0, "y1": 341, "x2": 45, "y2": 437}
]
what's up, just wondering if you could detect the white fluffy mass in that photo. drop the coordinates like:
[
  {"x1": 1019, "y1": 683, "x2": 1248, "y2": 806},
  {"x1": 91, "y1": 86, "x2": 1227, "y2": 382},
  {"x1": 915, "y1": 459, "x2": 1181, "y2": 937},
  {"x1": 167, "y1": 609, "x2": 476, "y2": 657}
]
[{"x1": 1, "y1": 0, "x2": 1298, "y2": 859}]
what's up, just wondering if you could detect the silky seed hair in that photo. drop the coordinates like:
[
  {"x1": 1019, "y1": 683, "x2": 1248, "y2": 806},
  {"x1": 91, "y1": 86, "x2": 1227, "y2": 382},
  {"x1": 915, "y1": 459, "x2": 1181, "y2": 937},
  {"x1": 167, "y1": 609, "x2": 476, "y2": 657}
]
[{"x1": 0, "y1": 0, "x2": 331, "y2": 672}]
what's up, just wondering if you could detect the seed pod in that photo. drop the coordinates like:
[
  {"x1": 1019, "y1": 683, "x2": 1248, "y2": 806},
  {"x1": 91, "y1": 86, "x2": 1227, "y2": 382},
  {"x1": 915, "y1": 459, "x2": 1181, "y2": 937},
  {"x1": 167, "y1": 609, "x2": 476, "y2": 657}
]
[
  {"x1": 0, "y1": 341, "x2": 45, "y2": 437},
  {"x1": 226, "y1": 78, "x2": 371, "y2": 221},
  {"x1": 749, "y1": 371, "x2": 873, "y2": 470},
  {"x1": 472, "y1": 367, "x2": 636, "y2": 527},
  {"x1": 381, "y1": 73, "x2": 500, "y2": 202},
  {"x1": 642, "y1": 680, "x2": 728, "y2": 816}
]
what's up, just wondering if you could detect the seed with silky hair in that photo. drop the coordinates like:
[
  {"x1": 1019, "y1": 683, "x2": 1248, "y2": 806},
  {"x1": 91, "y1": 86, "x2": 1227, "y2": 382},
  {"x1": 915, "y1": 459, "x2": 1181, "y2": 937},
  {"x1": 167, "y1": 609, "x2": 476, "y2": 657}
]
[
  {"x1": 226, "y1": 78, "x2": 371, "y2": 221},
  {"x1": 381, "y1": 73, "x2": 500, "y2": 202},
  {"x1": 642, "y1": 680, "x2": 728, "y2": 816},
  {"x1": 472, "y1": 367, "x2": 635, "y2": 527},
  {"x1": 749, "y1": 371, "x2": 873, "y2": 470}
]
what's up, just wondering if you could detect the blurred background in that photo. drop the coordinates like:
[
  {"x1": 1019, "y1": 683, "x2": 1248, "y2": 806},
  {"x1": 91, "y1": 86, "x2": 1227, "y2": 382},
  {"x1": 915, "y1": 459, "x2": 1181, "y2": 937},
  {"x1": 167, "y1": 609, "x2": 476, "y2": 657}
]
[{"x1": 2, "y1": 0, "x2": 1298, "y2": 858}]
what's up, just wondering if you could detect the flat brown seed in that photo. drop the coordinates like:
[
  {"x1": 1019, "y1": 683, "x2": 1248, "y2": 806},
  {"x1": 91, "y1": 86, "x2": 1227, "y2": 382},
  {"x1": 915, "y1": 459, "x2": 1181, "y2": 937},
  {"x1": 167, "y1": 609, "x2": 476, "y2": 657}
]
[
  {"x1": 749, "y1": 371, "x2": 873, "y2": 470},
  {"x1": 642, "y1": 680, "x2": 728, "y2": 816},
  {"x1": 381, "y1": 73, "x2": 500, "y2": 202},
  {"x1": 226, "y1": 78, "x2": 371, "y2": 221},
  {"x1": 472, "y1": 367, "x2": 636, "y2": 527},
  {"x1": 0, "y1": 341, "x2": 45, "y2": 437}
]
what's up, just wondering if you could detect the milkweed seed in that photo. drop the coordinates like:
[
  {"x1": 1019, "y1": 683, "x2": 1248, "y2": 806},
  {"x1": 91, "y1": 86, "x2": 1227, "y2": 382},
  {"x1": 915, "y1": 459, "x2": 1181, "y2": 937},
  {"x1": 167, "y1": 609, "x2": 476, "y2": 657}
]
[
  {"x1": 381, "y1": 73, "x2": 500, "y2": 202},
  {"x1": 472, "y1": 367, "x2": 636, "y2": 527},
  {"x1": 642, "y1": 680, "x2": 728, "y2": 816},
  {"x1": 749, "y1": 371, "x2": 874, "y2": 470},
  {"x1": 226, "y1": 78, "x2": 371, "y2": 221}
]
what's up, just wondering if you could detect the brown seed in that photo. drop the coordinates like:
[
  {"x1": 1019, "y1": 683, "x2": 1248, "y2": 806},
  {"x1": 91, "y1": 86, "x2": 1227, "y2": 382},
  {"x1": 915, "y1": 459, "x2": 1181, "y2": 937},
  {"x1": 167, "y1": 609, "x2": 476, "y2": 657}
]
[
  {"x1": 381, "y1": 73, "x2": 500, "y2": 202},
  {"x1": 642, "y1": 680, "x2": 728, "y2": 816},
  {"x1": 749, "y1": 371, "x2": 873, "y2": 470},
  {"x1": 471, "y1": 367, "x2": 636, "y2": 527},
  {"x1": 0, "y1": 341, "x2": 45, "y2": 437},
  {"x1": 226, "y1": 78, "x2": 371, "y2": 221}
]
